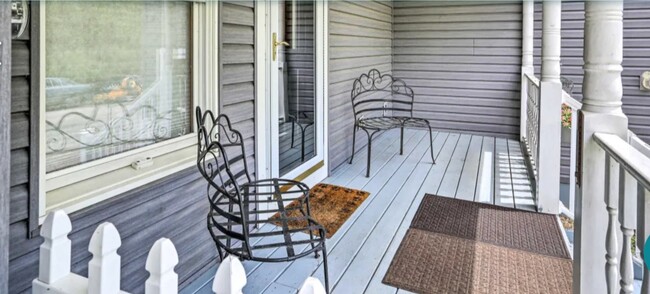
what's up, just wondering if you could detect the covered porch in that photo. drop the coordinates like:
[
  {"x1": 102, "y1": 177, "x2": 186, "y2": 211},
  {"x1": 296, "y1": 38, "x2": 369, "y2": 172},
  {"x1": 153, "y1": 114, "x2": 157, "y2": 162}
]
[
  {"x1": 184, "y1": 129, "x2": 540, "y2": 294},
  {"x1": 3, "y1": 0, "x2": 650, "y2": 293}
]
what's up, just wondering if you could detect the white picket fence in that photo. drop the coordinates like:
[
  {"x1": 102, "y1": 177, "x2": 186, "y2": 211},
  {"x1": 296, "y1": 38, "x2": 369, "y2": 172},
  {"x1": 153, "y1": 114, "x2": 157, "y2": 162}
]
[{"x1": 32, "y1": 210, "x2": 326, "y2": 294}]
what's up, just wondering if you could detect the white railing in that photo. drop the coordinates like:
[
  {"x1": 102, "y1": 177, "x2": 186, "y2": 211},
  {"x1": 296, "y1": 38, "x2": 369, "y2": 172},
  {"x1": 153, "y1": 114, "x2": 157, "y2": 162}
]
[
  {"x1": 522, "y1": 73, "x2": 541, "y2": 201},
  {"x1": 592, "y1": 132, "x2": 650, "y2": 293},
  {"x1": 561, "y1": 91, "x2": 582, "y2": 216},
  {"x1": 32, "y1": 210, "x2": 325, "y2": 294}
]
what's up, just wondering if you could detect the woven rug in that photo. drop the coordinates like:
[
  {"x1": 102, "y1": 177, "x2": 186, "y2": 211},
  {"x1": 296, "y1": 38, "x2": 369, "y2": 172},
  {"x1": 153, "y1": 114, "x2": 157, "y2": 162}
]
[
  {"x1": 270, "y1": 183, "x2": 369, "y2": 238},
  {"x1": 383, "y1": 195, "x2": 572, "y2": 294}
]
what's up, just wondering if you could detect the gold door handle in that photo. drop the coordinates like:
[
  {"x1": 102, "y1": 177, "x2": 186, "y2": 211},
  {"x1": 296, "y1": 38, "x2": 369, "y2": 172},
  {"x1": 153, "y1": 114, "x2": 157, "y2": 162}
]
[{"x1": 272, "y1": 32, "x2": 290, "y2": 61}]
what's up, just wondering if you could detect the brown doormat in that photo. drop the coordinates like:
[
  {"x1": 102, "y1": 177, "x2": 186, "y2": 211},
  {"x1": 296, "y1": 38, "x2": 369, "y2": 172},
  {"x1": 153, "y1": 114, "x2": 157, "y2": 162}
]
[
  {"x1": 383, "y1": 195, "x2": 572, "y2": 294},
  {"x1": 270, "y1": 183, "x2": 370, "y2": 238}
]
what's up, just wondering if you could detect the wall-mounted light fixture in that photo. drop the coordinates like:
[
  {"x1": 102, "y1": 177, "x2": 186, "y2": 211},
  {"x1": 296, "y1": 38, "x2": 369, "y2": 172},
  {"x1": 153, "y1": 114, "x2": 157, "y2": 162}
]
[
  {"x1": 11, "y1": 0, "x2": 29, "y2": 39},
  {"x1": 641, "y1": 71, "x2": 650, "y2": 92}
]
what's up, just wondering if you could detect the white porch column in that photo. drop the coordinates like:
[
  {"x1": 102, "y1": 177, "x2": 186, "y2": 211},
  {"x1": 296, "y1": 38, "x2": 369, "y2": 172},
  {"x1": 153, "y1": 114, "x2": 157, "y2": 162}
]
[
  {"x1": 537, "y1": 0, "x2": 562, "y2": 214},
  {"x1": 520, "y1": 0, "x2": 534, "y2": 139},
  {"x1": 574, "y1": 1, "x2": 627, "y2": 293}
]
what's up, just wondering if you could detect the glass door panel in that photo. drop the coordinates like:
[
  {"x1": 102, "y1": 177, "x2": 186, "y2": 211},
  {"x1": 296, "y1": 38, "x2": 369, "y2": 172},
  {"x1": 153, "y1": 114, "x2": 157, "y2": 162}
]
[{"x1": 276, "y1": 0, "x2": 316, "y2": 176}]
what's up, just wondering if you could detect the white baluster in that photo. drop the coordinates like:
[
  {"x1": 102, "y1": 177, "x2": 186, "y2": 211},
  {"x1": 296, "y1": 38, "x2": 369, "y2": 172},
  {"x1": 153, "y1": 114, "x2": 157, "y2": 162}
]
[
  {"x1": 605, "y1": 156, "x2": 620, "y2": 293},
  {"x1": 298, "y1": 277, "x2": 326, "y2": 294},
  {"x1": 145, "y1": 238, "x2": 179, "y2": 294},
  {"x1": 88, "y1": 222, "x2": 122, "y2": 294},
  {"x1": 619, "y1": 169, "x2": 637, "y2": 293},
  {"x1": 38, "y1": 210, "x2": 73, "y2": 284},
  {"x1": 637, "y1": 187, "x2": 650, "y2": 294},
  {"x1": 213, "y1": 255, "x2": 246, "y2": 294}
]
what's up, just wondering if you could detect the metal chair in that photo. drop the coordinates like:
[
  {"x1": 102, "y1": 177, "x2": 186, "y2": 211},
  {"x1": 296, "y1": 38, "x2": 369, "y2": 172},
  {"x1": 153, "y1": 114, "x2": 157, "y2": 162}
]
[
  {"x1": 195, "y1": 107, "x2": 330, "y2": 292},
  {"x1": 349, "y1": 69, "x2": 436, "y2": 177}
]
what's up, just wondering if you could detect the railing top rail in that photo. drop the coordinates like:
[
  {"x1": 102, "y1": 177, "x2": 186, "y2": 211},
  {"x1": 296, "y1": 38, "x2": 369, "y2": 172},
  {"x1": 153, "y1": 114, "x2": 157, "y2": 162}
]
[
  {"x1": 594, "y1": 132, "x2": 650, "y2": 190},
  {"x1": 629, "y1": 130, "x2": 650, "y2": 158},
  {"x1": 524, "y1": 73, "x2": 540, "y2": 87},
  {"x1": 562, "y1": 91, "x2": 582, "y2": 110}
]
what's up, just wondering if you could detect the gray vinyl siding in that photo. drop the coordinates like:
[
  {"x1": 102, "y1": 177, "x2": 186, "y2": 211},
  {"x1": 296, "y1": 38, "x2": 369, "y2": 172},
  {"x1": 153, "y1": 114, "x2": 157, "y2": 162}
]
[
  {"x1": 392, "y1": 2, "x2": 523, "y2": 139},
  {"x1": 220, "y1": 1, "x2": 257, "y2": 179},
  {"x1": 533, "y1": 2, "x2": 650, "y2": 183},
  {"x1": 328, "y1": 0, "x2": 393, "y2": 172},
  {"x1": 9, "y1": 3, "x2": 42, "y2": 292},
  {"x1": 8, "y1": 2, "x2": 256, "y2": 293},
  {"x1": 1, "y1": 2, "x2": 12, "y2": 291}
]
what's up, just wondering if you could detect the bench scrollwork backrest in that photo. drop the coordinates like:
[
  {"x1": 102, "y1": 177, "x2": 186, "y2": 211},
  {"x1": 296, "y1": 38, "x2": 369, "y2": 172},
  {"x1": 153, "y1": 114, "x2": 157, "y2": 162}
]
[{"x1": 350, "y1": 69, "x2": 415, "y2": 121}]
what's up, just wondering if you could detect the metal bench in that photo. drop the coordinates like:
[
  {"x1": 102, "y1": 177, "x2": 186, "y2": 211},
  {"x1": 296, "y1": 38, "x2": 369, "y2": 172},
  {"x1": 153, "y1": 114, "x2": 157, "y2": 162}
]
[{"x1": 349, "y1": 69, "x2": 436, "y2": 177}]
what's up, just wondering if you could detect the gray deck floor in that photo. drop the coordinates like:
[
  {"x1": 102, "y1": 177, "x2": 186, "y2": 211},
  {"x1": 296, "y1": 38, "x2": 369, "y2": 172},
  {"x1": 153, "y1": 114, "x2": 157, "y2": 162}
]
[{"x1": 186, "y1": 129, "x2": 536, "y2": 294}]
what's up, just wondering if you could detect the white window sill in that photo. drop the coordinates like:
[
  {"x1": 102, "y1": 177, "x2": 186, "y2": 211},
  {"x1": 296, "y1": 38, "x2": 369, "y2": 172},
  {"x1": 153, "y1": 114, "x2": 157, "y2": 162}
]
[{"x1": 41, "y1": 145, "x2": 197, "y2": 223}]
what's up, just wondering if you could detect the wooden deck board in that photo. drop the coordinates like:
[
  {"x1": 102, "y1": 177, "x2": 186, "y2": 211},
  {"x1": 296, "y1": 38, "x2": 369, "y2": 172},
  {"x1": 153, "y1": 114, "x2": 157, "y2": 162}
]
[
  {"x1": 187, "y1": 130, "x2": 536, "y2": 294},
  {"x1": 455, "y1": 135, "x2": 483, "y2": 201},
  {"x1": 273, "y1": 132, "x2": 430, "y2": 290},
  {"x1": 494, "y1": 138, "x2": 515, "y2": 208},
  {"x1": 437, "y1": 134, "x2": 471, "y2": 197}
]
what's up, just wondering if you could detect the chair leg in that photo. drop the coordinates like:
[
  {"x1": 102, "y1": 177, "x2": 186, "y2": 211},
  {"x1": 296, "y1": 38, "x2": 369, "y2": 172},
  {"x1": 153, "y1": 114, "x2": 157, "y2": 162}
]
[
  {"x1": 322, "y1": 242, "x2": 330, "y2": 294},
  {"x1": 304, "y1": 197, "x2": 319, "y2": 258},
  {"x1": 428, "y1": 125, "x2": 436, "y2": 164},
  {"x1": 349, "y1": 126, "x2": 357, "y2": 164},
  {"x1": 400, "y1": 126, "x2": 404, "y2": 155}
]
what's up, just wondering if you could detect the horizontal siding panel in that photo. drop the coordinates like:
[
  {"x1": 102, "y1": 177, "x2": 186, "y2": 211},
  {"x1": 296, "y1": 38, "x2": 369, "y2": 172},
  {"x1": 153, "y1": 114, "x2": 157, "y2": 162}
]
[
  {"x1": 9, "y1": 148, "x2": 28, "y2": 187},
  {"x1": 221, "y1": 64, "x2": 254, "y2": 85},
  {"x1": 10, "y1": 77, "x2": 29, "y2": 113},
  {"x1": 10, "y1": 113, "x2": 29, "y2": 150},
  {"x1": 9, "y1": 185, "x2": 28, "y2": 224},
  {"x1": 396, "y1": 30, "x2": 521, "y2": 40},
  {"x1": 330, "y1": 1, "x2": 392, "y2": 23},
  {"x1": 10, "y1": 41, "x2": 29, "y2": 77},
  {"x1": 394, "y1": 2, "x2": 522, "y2": 139},
  {"x1": 330, "y1": 22, "x2": 391, "y2": 39},
  {"x1": 222, "y1": 24, "x2": 254, "y2": 45},
  {"x1": 222, "y1": 44, "x2": 255, "y2": 64},
  {"x1": 222, "y1": 2, "x2": 254, "y2": 26}
]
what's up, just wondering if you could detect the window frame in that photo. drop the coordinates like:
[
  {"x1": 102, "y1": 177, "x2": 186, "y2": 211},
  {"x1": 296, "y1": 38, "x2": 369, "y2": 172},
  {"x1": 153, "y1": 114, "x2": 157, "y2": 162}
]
[{"x1": 38, "y1": 1, "x2": 219, "y2": 221}]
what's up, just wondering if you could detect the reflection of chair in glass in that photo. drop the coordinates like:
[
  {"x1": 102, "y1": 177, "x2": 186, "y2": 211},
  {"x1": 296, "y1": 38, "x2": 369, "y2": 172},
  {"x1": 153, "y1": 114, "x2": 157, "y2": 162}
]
[
  {"x1": 195, "y1": 107, "x2": 330, "y2": 293},
  {"x1": 289, "y1": 110, "x2": 315, "y2": 162}
]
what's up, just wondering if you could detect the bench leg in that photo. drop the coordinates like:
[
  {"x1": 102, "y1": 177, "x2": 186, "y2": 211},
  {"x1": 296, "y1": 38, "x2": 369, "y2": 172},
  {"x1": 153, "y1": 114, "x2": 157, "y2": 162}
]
[
  {"x1": 400, "y1": 126, "x2": 404, "y2": 155},
  {"x1": 366, "y1": 133, "x2": 372, "y2": 177},
  {"x1": 349, "y1": 125, "x2": 357, "y2": 164},
  {"x1": 364, "y1": 129, "x2": 379, "y2": 177},
  {"x1": 428, "y1": 125, "x2": 436, "y2": 164}
]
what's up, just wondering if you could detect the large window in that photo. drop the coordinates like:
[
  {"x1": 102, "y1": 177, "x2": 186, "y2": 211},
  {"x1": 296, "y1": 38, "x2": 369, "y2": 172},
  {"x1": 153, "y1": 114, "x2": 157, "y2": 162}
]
[
  {"x1": 45, "y1": 1, "x2": 192, "y2": 172},
  {"x1": 41, "y1": 1, "x2": 217, "y2": 216}
]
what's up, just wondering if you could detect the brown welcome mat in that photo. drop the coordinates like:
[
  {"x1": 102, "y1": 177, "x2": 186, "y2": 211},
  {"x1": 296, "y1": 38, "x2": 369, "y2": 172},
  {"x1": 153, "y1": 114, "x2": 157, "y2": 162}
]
[
  {"x1": 270, "y1": 183, "x2": 369, "y2": 238},
  {"x1": 383, "y1": 195, "x2": 572, "y2": 294}
]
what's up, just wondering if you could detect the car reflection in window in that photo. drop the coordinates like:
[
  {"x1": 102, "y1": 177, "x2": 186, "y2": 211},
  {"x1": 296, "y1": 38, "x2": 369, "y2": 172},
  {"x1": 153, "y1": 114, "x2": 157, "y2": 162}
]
[{"x1": 45, "y1": 77, "x2": 93, "y2": 111}]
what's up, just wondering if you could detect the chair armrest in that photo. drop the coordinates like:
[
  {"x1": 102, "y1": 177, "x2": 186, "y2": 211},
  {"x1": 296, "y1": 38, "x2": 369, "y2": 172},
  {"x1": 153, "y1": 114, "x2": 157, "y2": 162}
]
[{"x1": 241, "y1": 178, "x2": 311, "y2": 202}]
